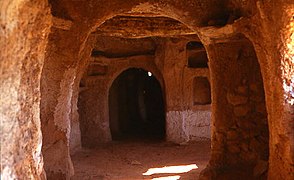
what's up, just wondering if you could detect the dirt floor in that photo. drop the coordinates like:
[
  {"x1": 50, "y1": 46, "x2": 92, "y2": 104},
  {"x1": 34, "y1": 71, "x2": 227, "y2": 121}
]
[{"x1": 71, "y1": 140, "x2": 210, "y2": 180}]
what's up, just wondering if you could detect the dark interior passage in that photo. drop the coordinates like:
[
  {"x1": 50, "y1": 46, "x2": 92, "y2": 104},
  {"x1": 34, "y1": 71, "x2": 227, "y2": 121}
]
[{"x1": 109, "y1": 68, "x2": 165, "y2": 140}]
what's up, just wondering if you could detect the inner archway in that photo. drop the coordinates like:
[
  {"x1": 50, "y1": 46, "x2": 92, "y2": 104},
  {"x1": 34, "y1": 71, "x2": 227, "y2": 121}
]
[{"x1": 109, "y1": 68, "x2": 165, "y2": 140}]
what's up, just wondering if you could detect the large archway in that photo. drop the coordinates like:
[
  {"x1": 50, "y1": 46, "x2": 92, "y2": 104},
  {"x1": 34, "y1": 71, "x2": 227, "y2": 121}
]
[{"x1": 109, "y1": 68, "x2": 166, "y2": 140}]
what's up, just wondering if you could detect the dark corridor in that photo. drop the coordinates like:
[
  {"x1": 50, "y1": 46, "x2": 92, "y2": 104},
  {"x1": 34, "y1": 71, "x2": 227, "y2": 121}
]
[{"x1": 109, "y1": 68, "x2": 165, "y2": 140}]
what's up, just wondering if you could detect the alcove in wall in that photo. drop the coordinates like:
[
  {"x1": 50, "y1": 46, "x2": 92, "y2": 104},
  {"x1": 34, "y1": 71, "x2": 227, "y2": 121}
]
[
  {"x1": 193, "y1": 77, "x2": 211, "y2": 105},
  {"x1": 186, "y1": 41, "x2": 209, "y2": 68}
]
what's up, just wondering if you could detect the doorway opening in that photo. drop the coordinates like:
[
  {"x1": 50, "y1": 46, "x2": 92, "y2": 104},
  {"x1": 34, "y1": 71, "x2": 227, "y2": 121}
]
[{"x1": 109, "y1": 68, "x2": 165, "y2": 141}]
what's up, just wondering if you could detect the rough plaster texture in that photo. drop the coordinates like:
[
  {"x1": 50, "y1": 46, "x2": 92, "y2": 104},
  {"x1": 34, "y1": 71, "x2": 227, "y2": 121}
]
[
  {"x1": 67, "y1": 35, "x2": 97, "y2": 155},
  {"x1": 0, "y1": 0, "x2": 51, "y2": 179},
  {"x1": 166, "y1": 110, "x2": 211, "y2": 143},
  {"x1": 185, "y1": 110, "x2": 211, "y2": 140},
  {"x1": 248, "y1": 4, "x2": 294, "y2": 179},
  {"x1": 41, "y1": 29, "x2": 75, "y2": 179},
  {"x1": 40, "y1": 24, "x2": 91, "y2": 179}
]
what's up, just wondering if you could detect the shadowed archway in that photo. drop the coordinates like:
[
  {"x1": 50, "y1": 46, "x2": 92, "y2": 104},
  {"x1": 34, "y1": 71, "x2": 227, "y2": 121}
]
[{"x1": 109, "y1": 68, "x2": 165, "y2": 140}]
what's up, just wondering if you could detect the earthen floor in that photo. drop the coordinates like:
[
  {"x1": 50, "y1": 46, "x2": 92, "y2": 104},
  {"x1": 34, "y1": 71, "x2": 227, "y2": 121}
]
[{"x1": 71, "y1": 140, "x2": 210, "y2": 180}]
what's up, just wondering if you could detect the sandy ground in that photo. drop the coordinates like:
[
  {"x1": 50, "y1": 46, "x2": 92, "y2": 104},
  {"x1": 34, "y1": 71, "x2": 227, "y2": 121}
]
[{"x1": 71, "y1": 140, "x2": 210, "y2": 180}]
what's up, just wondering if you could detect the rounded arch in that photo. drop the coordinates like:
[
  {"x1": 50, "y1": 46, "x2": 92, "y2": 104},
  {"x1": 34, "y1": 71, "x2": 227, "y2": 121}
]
[
  {"x1": 108, "y1": 65, "x2": 165, "y2": 94},
  {"x1": 108, "y1": 68, "x2": 166, "y2": 140}
]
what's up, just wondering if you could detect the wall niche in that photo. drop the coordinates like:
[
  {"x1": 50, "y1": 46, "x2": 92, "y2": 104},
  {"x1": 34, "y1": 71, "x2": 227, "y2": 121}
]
[
  {"x1": 186, "y1": 41, "x2": 209, "y2": 68},
  {"x1": 193, "y1": 77, "x2": 211, "y2": 105}
]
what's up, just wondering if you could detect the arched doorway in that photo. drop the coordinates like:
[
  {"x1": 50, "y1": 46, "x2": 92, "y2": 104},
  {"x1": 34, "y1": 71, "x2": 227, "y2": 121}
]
[{"x1": 109, "y1": 68, "x2": 165, "y2": 140}]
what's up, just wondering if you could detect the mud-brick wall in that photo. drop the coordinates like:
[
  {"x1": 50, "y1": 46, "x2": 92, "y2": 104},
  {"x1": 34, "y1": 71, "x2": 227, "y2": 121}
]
[{"x1": 208, "y1": 36, "x2": 269, "y2": 172}]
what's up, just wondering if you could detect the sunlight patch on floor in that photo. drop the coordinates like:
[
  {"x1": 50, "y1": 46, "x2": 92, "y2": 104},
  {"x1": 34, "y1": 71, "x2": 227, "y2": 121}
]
[
  {"x1": 152, "y1": 175, "x2": 181, "y2": 180},
  {"x1": 143, "y1": 164, "x2": 198, "y2": 176}
]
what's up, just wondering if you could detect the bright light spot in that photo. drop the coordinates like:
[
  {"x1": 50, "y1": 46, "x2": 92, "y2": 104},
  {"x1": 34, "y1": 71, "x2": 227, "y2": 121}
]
[
  {"x1": 143, "y1": 164, "x2": 198, "y2": 176},
  {"x1": 282, "y1": 14, "x2": 294, "y2": 105},
  {"x1": 148, "y1": 71, "x2": 152, "y2": 77},
  {"x1": 152, "y1": 175, "x2": 181, "y2": 180},
  {"x1": 283, "y1": 77, "x2": 294, "y2": 105}
]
